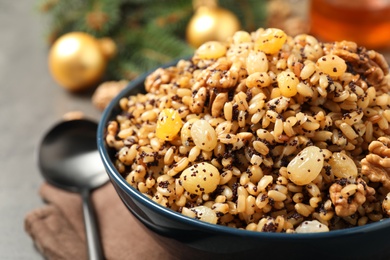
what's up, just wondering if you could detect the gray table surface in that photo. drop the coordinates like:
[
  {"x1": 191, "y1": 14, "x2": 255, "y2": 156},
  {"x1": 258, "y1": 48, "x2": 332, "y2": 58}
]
[{"x1": 0, "y1": 1, "x2": 101, "y2": 259}]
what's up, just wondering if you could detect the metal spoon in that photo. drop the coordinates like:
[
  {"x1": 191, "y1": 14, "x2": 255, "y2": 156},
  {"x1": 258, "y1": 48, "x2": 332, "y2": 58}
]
[{"x1": 38, "y1": 118, "x2": 108, "y2": 260}]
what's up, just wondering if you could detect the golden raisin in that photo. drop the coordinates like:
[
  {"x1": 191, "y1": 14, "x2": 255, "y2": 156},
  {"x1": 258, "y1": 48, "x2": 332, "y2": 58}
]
[
  {"x1": 191, "y1": 119, "x2": 218, "y2": 151},
  {"x1": 156, "y1": 108, "x2": 183, "y2": 141},
  {"x1": 255, "y1": 28, "x2": 287, "y2": 55},
  {"x1": 180, "y1": 162, "x2": 220, "y2": 195},
  {"x1": 287, "y1": 146, "x2": 324, "y2": 185},
  {"x1": 195, "y1": 41, "x2": 227, "y2": 59},
  {"x1": 277, "y1": 71, "x2": 299, "y2": 97},
  {"x1": 316, "y1": 54, "x2": 347, "y2": 77},
  {"x1": 328, "y1": 152, "x2": 358, "y2": 179}
]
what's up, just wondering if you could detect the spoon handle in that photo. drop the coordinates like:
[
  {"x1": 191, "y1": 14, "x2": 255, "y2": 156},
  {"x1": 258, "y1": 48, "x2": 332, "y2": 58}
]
[{"x1": 82, "y1": 189, "x2": 104, "y2": 260}]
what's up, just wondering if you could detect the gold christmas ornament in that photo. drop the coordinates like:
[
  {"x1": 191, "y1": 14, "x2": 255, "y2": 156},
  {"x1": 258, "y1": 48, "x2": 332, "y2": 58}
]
[
  {"x1": 186, "y1": 0, "x2": 241, "y2": 48},
  {"x1": 48, "y1": 32, "x2": 116, "y2": 92}
]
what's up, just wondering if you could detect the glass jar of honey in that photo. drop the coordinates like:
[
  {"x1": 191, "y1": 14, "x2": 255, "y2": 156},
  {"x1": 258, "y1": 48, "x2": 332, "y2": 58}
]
[{"x1": 309, "y1": 0, "x2": 390, "y2": 50}]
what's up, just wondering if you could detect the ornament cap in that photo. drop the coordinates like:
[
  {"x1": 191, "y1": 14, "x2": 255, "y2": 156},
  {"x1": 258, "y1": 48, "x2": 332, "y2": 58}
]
[
  {"x1": 193, "y1": 0, "x2": 218, "y2": 10},
  {"x1": 98, "y1": 37, "x2": 117, "y2": 60}
]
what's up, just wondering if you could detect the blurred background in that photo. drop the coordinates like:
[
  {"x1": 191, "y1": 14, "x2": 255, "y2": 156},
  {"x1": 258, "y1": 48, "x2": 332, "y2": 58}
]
[{"x1": 0, "y1": 0, "x2": 389, "y2": 258}]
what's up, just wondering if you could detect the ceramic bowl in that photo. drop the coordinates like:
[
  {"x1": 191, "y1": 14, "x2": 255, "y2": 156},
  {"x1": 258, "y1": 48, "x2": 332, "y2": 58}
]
[{"x1": 97, "y1": 62, "x2": 390, "y2": 260}]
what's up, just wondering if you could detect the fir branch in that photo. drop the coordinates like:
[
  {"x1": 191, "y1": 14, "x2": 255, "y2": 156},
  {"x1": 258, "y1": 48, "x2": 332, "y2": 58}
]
[
  {"x1": 38, "y1": 0, "x2": 267, "y2": 80},
  {"x1": 108, "y1": 24, "x2": 193, "y2": 80},
  {"x1": 76, "y1": 0, "x2": 122, "y2": 37}
]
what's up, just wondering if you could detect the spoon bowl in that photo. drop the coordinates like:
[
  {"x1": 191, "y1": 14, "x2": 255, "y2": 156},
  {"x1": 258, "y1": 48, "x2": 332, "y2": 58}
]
[{"x1": 38, "y1": 118, "x2": 108, "y2": 260}]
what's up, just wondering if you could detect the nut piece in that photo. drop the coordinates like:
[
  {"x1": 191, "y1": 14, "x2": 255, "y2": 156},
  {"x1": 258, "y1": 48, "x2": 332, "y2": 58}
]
[
  {"x1": 361, "y1": 137, "x2": 390, "y2": 189},
  {"x1": 144, "y1": 67, "x2": 172, "y2": 93},
  {"x1": 92, "y1": 80, "x2": 128, "y2": 110},
  {"x1": 329, "y1": 178, "x2": 375, "y2": 217}
]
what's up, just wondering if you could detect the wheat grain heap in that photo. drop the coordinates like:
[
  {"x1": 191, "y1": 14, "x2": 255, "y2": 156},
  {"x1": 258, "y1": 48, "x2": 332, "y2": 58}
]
[{"x1": 105, "y1": 28, "x2": 390, "y2": 233}]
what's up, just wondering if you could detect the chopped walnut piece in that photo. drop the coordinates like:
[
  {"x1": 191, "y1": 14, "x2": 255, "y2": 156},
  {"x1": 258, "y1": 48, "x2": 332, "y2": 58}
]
[
  {"x1": 92, "y1": 80, "x2": 128, "y2": 110},
  {"x1": 323, "y1": 41, "x2": 389, "y2": 86},
  {"x1": 368, "y1": 137, "x2": 390, "y2": 157},
  {"x1": 367, "y1": 50, "x2": 390, "y2": 76},
  {"x1": 361, "y1": 137, "x2": 390, "y2": 189},
  {"x1": 329, "y1": 178, "x2": 376, "y2": 217},
  {"x1": 266, "y1": 0, "x2": 310, "y2": 36},
  {"x1": 144, "y1": 67, "x2": 173, "y2": 93}
]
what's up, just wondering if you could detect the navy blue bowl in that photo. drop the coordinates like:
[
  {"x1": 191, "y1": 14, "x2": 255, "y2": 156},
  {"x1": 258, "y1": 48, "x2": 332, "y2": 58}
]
[{"x1": 97, "y1": 63, "x2": 390, "y2": 260}]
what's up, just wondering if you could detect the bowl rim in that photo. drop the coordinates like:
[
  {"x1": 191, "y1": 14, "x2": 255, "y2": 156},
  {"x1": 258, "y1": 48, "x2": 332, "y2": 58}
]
[{"x1": 97, "y1": 60, "x2": 390, "y2": 240}]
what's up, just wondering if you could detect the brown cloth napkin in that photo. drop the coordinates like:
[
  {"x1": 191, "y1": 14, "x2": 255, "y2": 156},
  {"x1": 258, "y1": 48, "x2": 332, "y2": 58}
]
[{"x1": 24, "y1": 182, "x2": 175, "y2": 260}]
